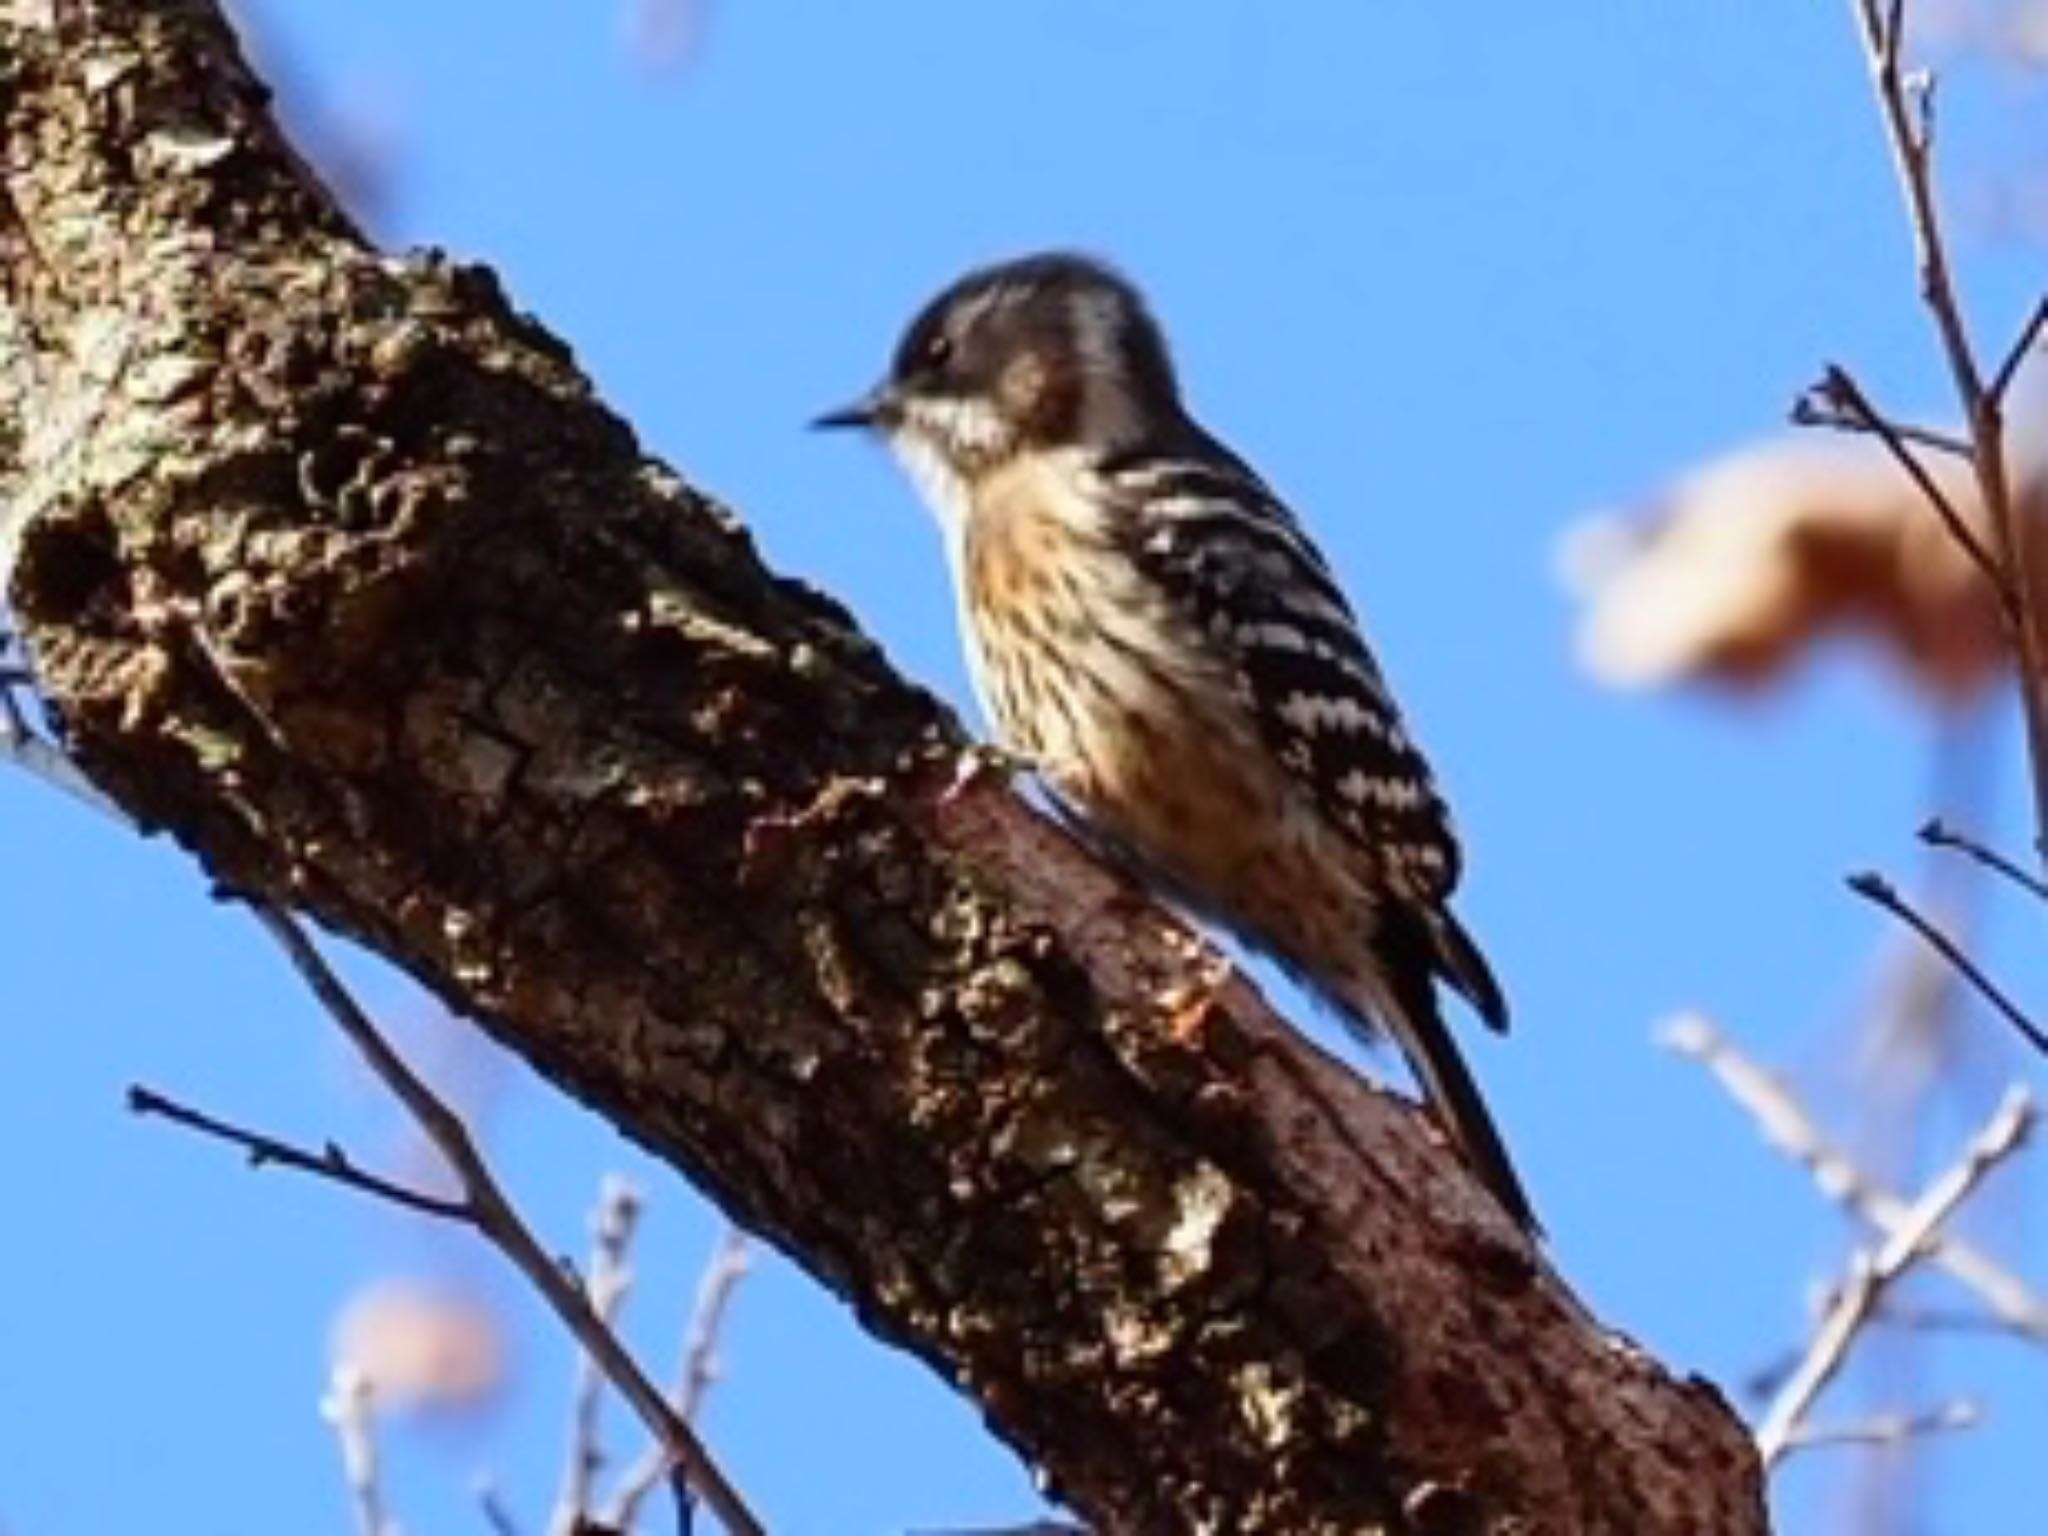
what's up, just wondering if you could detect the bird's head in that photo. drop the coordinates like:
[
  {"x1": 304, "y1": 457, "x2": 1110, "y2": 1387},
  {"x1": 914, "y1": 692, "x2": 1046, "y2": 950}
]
[{"x1": 814, "y1": 252, "x2": 1183, "y2": 489}]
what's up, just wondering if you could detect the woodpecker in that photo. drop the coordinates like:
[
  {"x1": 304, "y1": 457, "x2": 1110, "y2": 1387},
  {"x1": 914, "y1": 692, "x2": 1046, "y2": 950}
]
[{"x1": 814, "y1": 251, "x2": 1534, "y2": 1232}]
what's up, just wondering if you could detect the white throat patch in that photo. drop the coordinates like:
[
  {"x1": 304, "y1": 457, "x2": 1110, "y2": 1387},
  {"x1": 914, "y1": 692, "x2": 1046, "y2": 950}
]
[{"x1": 886, "y1": 395, "x2": 1010, "y2": 551}]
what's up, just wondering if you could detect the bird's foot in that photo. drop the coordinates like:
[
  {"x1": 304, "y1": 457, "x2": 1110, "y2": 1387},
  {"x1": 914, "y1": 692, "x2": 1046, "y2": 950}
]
[{"x1": 940, "y1": 740, "x2": 1033, "y2": 807}]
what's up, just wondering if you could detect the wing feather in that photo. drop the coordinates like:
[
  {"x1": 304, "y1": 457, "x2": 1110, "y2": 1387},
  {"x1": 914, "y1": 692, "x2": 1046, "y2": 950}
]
[{"x1": 1109, "y1": 450, "x2": 1466, "y2": 904}]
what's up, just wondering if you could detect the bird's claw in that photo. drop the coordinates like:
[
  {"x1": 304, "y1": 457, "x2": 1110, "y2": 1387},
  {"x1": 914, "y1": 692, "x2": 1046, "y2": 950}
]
[{"x1": 941, "y1": 741, "x2": 1033, "y2": 806}]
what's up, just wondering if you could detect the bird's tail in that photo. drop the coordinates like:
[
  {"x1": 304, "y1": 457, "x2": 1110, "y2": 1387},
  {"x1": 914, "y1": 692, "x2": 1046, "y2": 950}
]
[{"x1": 1342, "y1": 943, "x2": 1539, "y2": 1235}]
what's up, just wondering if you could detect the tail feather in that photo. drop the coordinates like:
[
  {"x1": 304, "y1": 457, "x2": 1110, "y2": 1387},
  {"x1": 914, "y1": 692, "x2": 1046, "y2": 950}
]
[
  {"x1": 1389, "y1": 979, "x2": 1539, "y2": 1234},
  {"x1": 1346, "y1": 915, "x2": 1538, "y2": 1234},
  {"x1": 1432, "y1": 908, "x2": 1509, "y2": 1035}
]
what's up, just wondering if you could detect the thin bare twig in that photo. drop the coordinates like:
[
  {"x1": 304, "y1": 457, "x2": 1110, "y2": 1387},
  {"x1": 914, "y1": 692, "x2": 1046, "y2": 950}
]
[
  {"x1": 1753, "y1": 1086, "x2": 2035, "y2": 1466},
  {"x1": 1920, "y1": 817, "x2": 2048, "y2": 904},
  {"x1": 551, "y1": 1176, "x2": 645, "y2": 1536},
  {"x1": 1847, "y1": 0, "x2": 2048, "y2": 862},
  {"x1": 677, "y1": 1227, "x2": 750, "y2": 1424},
  {"x1": 322, "y1": 1364, "x2": 397, "y2": 1536},
  {"x1": 476, "y1": 1478, "x2": 525, "y2": 1536},
  {"x1": 1661, "y1": 1015, "x2": 2048, "y2": 1341},
  {"x1": 158, "y1": 901, "x2": 765, "y2": 1536},
  {"x1": 1789, "y1": 388, "x2": 1972, "y2": 459},
  {"x1": 605, "y1": 1226, "x2": 752, "y2": 1533},
  {"x1": 1803, "y1": 366, "x2": 2003, "y2": 589},
  {"x1": 1881, "y1": 0, "x2": 1907, "y2": 70},
  {"x1": 0, "y1": 657, "x2": 128, "y2": 822},
  {"x1": 1989, "y1": 295, "x2": 2048, "y2": 409},
  {"x1": 1878, "y1": 1301, "x2": 2048, "y2": 1343},
  {"x1": 249, "y1": 902, "x2": 761, "y2": 1535},
  {"x1": 1856, "y1": 0, "x2": 1968, "y2": 385},
  {"x1": 127, "y1": 1083, "x2": 468, "y2": 1220},
  {"x1": 1848, "y1": 871, "x2": 2048, "y2": 1055},
  {"x1": 1779, "y1": 1397, "x2": 1981, "y2": 1455}
]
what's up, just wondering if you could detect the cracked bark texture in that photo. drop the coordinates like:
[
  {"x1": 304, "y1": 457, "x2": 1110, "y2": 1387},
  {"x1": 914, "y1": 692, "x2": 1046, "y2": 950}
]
[{"x1": 0, "y1": 4, "x2": 1768, "y2": 1533}]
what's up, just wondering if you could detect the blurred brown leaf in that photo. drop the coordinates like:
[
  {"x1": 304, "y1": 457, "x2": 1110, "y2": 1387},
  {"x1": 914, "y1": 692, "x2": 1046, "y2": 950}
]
[{"x1": 1562, "y1": 431, "x2": 2048, "y2": 704}]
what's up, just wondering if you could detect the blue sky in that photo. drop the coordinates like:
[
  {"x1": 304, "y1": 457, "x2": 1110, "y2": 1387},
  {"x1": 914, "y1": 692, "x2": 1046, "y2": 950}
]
[{"x1": 5, "y1": 4, "x2": 2045, "y2": 1532}]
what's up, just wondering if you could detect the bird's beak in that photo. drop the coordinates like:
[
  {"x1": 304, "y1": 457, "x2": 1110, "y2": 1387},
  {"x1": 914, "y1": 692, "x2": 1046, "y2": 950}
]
[{"x1": 810, "y1": 384, "x2": 895, "y2": 433}]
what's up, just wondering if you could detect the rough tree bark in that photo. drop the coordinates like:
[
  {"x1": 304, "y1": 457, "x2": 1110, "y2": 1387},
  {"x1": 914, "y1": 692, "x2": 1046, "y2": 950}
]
[{"x1": 0, "y1": 4, "x2": 1767, "y2": 1532}]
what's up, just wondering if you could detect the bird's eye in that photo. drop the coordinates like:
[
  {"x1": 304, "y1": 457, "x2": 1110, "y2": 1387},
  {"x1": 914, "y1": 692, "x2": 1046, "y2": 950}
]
[{"x1": 920, "y1": 332, "x2": 954, "y2": 372}]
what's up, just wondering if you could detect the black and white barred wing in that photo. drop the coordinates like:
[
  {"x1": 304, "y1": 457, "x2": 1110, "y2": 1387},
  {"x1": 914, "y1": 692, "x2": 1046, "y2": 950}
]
[{"x1": 1114, "y1": 455, "x2": 1466, "y2": 906}]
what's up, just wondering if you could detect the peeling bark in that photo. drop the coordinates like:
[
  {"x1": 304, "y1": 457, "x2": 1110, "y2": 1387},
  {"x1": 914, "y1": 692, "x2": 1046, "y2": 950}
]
[{"x1": 0, "y1": 4, "x2": 1768, "y2": 1532}]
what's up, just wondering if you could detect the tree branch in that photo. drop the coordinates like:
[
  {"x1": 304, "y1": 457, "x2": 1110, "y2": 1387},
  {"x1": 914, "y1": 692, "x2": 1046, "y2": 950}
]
[
  {"x1": 128, "y1": 1082, "x2": 469, "y2": 1220},
  {"x1": 554, "y1": 1176, "x2": 645, "y2": 1536},
  {"x1": 1988, "y1": 295, "x2": 2048, "y2": 409},
  {"x1": 0, "y1": 638, "x2": 129, "y2": 820},
  {"x1": 1788, "y1": 385, "x2": 1972, "y2": 460},
  {"x1": 1797, "y1": 366, "x2": 2005, "y2": 594},
  {"x1": 1921, "y1": 816, "x2": 2048, "y2": 905},
  {"x1": 606, "y1": 1226, "x2": 751, "y2": 1534},
  {"x1": 1847, "y1": 872, "x2": 2048, "y2": 1055},
  {"x1": 1752, "y1": 1086, "x2": 2035, "y2": 1465},
  {"x1": 1662, "y1": 1014, "x2": 2048, "y2": 1341},
  {"x1": 1846, "y1": 0, "x2": 2048, "y2": 863},
  {"x1": 246, "y1": 901, "x2": 764, "y2": 1536},
  {"x1": 132, "y1": 904, "x2": 763, "y2": 1534},
  {"x1": 1777, "y1": 1397, "x2": 1980, "y2": 1457},
  {"x1": 0, "y1": 2, "x2": 1765, "y2": 1529},
  {"x1": 323, "y1": 1363, "x2": 399, "y2": 1536}
]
